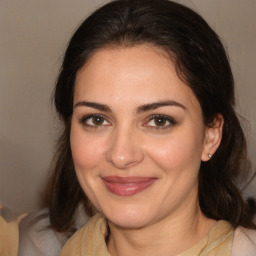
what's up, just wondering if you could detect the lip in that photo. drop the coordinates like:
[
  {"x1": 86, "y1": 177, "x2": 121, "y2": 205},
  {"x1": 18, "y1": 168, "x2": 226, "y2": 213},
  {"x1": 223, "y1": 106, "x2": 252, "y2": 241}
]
[{"x1": 101, "y1": 176, "x2": 157, "y2": 196}]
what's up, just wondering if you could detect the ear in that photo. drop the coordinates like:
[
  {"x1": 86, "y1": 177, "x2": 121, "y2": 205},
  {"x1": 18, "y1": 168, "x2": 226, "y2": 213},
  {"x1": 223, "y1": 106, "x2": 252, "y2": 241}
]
[{"x1": 201, "y1": 114, "x2": 224, "y2": 162}]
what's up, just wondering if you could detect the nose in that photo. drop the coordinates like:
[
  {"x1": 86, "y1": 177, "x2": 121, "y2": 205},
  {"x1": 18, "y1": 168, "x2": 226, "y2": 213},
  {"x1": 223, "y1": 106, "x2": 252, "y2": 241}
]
[{"x1": 106, "y1": 127, "x2": 144, "y2": 169}]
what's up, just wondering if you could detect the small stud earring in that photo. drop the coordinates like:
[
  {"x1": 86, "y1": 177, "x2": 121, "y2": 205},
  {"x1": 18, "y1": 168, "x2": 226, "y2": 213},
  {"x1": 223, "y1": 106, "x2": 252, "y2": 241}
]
[{"x1": 208, "y1": 154, "x2": 212, "y2": 159}]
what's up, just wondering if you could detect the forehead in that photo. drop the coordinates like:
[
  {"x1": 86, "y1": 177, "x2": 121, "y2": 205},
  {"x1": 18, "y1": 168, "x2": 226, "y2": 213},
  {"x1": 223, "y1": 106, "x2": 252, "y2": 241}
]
[
  {"x1": 74, "y1": 45, "x2": 201, "y2": 114},
  {"x1": 76, "y1": 44, "x2": 171, "y2": 83}
]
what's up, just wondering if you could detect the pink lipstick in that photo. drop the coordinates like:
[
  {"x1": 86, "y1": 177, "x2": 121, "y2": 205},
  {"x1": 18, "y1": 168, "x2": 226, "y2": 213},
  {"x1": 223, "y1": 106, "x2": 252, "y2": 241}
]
[{"x1": 101, "y1": 176, "x2": 157, "y2": 196}]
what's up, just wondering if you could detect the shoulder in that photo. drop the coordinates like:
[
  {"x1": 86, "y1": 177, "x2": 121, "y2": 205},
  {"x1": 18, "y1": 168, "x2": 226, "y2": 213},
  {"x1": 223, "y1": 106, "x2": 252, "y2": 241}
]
[
  {"x1": 18, "y1": 207, "x2": 90, "y2": 256},
  {"x1": 231, "y1": 226, "x2": 256, "y2": 256}
]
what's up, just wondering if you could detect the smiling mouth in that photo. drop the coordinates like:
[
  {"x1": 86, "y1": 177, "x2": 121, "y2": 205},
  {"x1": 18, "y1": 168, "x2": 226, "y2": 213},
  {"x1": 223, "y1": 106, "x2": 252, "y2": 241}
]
[{"x1": 101, "y1": 176, "x2": 157, "y2": 196}]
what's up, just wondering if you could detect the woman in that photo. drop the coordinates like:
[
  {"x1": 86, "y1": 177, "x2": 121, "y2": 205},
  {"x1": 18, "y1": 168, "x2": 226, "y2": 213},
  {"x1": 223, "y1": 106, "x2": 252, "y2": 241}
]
[{"x1": 18, "y1": 0, "x2": 256, "y2": 255}]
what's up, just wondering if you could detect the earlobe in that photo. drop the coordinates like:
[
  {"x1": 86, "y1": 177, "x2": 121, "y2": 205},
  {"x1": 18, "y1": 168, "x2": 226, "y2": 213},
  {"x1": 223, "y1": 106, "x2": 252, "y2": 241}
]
[{"x1": 201, "y1": 114, "x2": 224, "y2": 162}]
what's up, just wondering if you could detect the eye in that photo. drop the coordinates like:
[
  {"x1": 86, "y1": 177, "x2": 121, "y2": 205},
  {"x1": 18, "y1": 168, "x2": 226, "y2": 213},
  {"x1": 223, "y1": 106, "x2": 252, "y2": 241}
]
[
  {"x1": 145, "y1": 115, "x2": 176, "y2": 129},
  {"x1": 80, "y1": 114, "x2": 110, "y2": 127}
]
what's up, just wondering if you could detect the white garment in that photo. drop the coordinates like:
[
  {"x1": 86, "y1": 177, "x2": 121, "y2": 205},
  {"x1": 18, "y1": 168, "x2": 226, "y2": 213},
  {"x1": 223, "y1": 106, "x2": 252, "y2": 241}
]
[
  {"x1": 18, "y1": 208, "x2": 90, "y2": 256},
  {"x1": 231, "y1": 226, "x2": 256, "y2": 256}
]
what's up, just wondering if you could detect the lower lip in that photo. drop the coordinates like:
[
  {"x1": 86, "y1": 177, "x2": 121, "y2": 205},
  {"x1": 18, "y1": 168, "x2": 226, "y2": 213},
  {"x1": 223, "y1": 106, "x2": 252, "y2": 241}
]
[{"x1": 102, "y1": 177, "x2": 157, "y2": 196}]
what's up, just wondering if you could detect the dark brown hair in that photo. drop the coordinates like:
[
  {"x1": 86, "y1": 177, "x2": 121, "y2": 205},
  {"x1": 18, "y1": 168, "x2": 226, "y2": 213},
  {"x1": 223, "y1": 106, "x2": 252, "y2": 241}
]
[{"x1": 45, "y1": 0, "x2": 255, "y2": 232}]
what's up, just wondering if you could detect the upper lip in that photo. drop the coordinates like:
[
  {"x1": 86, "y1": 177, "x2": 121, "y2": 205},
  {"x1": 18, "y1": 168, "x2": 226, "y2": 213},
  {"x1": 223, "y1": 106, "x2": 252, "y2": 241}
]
[{"x1": 101, "y1": 176, "x2": 157, "y2": 183}]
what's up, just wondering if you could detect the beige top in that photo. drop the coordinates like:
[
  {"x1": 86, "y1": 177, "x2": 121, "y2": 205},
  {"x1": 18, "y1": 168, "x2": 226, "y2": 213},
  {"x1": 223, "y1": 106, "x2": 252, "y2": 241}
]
[{"x1": 60, "y1": 213, "x2": 234, "y2": 256}]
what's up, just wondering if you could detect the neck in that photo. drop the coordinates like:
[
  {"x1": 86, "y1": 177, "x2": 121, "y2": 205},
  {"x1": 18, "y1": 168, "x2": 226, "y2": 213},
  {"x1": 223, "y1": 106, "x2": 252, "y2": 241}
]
[{"x1": 107, "y1": 200, "x2": 216, "y2": 256}]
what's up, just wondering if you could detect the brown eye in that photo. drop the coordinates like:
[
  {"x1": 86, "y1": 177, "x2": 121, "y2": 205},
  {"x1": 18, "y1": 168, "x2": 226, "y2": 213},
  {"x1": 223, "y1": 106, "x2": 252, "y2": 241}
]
[
  {"x1": 92, "y1": 116, "x2": 104, "y2": 125},
  {"x1": 80, "y1": 114, "x2": 110, "y2": 127},
  {"x1": 154, "y1": 117, "x2": 167, "y2": 126},
  {"x1": 145, "y1": 115, "x2": 176, "y2": 129}
]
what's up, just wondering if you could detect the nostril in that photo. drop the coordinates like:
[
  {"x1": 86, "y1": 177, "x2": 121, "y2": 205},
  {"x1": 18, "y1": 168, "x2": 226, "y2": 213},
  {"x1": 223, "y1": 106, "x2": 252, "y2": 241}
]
[
  {"x1": 106, "y1": 152, "x2": 140, "y2": 169},
  {"x1": 106, "y1": 146, "x2": 144, "y2": 169}
]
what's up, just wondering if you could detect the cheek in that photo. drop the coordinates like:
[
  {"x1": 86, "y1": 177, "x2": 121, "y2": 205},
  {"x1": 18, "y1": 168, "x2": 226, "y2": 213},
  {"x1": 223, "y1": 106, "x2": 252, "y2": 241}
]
[
  {"x1": 147, "y1": 128, "x2": 204, "y2": 173},
  {"x1": 70, "y1": 127, "x2": 105, "y2": 170}
]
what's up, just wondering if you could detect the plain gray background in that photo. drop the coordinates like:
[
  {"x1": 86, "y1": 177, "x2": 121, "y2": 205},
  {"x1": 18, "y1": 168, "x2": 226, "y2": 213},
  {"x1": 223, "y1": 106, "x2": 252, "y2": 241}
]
[{"x1": 1, "y1": 0, "x2": 256, "y2": 214}]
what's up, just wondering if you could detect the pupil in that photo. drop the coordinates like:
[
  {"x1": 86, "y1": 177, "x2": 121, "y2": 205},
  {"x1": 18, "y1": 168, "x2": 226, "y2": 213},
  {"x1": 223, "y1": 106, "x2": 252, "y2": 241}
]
[
  {"x1": 93, "y1": 116, "x2": 103, "y2": 125},
  {"x1": 155, "y1": 118, "x2": 166, "y2": 126}
]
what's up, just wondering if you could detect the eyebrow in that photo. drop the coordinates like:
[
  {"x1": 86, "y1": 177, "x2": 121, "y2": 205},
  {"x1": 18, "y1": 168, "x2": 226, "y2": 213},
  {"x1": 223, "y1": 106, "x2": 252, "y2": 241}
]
[
  {"x1": 136, "y1": 100, "x2": 186, "y2": 113},
  {"x1": 74, "y1": 100, "x2": 186, "y2": 113},
  {"x1": 74, "y1": 101, "x2": 111, "y2": 112}
]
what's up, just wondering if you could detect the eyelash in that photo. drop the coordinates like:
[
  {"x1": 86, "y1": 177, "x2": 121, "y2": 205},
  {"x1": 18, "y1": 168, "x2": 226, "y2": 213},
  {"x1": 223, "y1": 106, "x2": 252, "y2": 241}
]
[{"x1": 79, "y1": 114, "x2": 176, "y2": 130}]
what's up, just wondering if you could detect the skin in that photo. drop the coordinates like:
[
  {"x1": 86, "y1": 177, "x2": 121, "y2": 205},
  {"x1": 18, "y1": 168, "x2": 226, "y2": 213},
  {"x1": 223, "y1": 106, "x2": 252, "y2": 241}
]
[{"x1": 70, "y1": 45, "x2": 223, "y2": 256}]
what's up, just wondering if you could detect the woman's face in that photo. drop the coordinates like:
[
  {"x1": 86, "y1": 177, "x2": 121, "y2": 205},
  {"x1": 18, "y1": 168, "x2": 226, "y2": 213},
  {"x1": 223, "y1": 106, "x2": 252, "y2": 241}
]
[{"x1": 71, "y1": 45, "x2": 210, "y2": 228}]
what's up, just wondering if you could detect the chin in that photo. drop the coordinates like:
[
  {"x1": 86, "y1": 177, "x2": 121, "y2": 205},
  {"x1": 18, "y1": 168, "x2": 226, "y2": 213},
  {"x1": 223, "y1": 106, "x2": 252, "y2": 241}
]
[{"x1": 102, "y1": 204, "x2": 155, "y2": 229}]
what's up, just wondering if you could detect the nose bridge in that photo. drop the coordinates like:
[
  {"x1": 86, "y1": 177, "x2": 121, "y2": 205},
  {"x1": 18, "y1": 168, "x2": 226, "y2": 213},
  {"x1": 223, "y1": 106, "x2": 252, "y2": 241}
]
[{"x1": 106, "y1": 124, "x2": 144, "y2": 169}]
